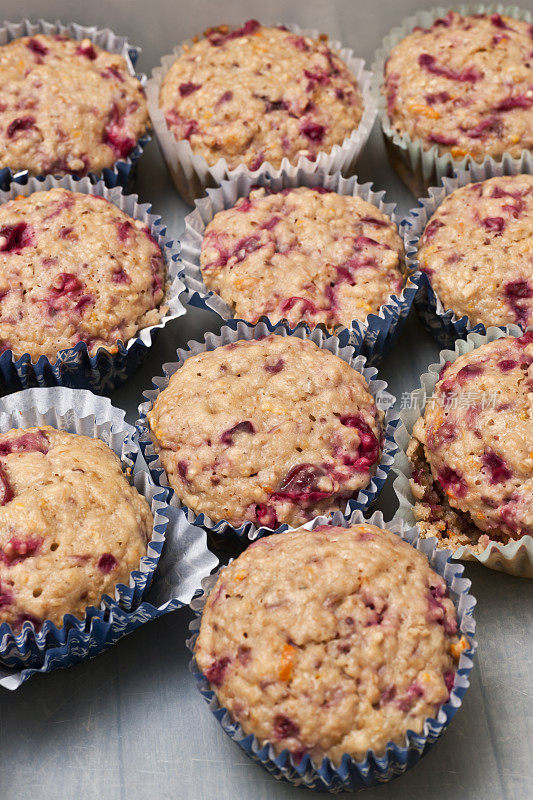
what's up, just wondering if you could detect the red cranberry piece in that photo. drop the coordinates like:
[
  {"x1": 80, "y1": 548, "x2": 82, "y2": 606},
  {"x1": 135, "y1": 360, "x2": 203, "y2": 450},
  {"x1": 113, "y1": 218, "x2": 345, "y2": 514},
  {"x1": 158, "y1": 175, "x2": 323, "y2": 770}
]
[
  {"x1": 0, "y1": 222, "x2": 34, "y2": 253},
  {"x1": 51, "y1": 272, "x2": 83, "y2": 296},
  {"x1": 444, "y1": 670, "x2": 455, "y2": 695},
  {"x1": 425, "y1": 91, "x2": 451, "y2": 105},
  {"x1": 264, "y1": 98, "x2": 289, "y2": 113},
  {"x1": 273, "y1": 714, "x2": 300, "y2": 740},
  {"x1": 300, "y1": 120, "x2": 325, "y2": 143},
  {"x1": 105, "y1": 126, "x2": 136, "y2": 159},
  {"x1": 207, "y1": 19, "x2": 260, "y2": 47},
  {"x1": 339, "y1": 416, "x2": 379, "y2": 471},
  {"x1": 437, "y1": 467, "x2": 467, "y2": 498},
  {"x1": 482, "y1": 217, "x2": 505, "y2": 234},
  {"x1": 506, "y1": 280, "x2": 532, "y2": 299},
  {"x1": 100, "y1": 66, "x2": 125, "y2": 82},
  {"x1": 280, "y1": 296, "x2": 319, "y2": 316},
  {"x1": 14, "y1": 612, "x2": 42, "y2": 630},
  {"x1": 482, "y1": 450, "x2": 511, "y2": 484},
  {"x1": 255, "y1": 503, "x2": 278, "y2": 529},
  {"x1": 264, "y1": 358, "x2": 285, "y2": 374},
  {"x1": 0, "y1": 581, "x2": 14, "y2": 608},
  {"x1": 0, "y1": 535, "x2": 43, "y2": 565},
  {"x1": 359, "y1": 216, "x2": 389, "y2": 227},
  {"x1": 304, "y1": 68, "x2": 330, "y2": 85},
  {"x1": 177, "y1": 460, "x2": 189, "y2": 482},
  {"x1": 0, "y1": 430, "x2": 49, "y2": 456},
  {"x1": 6, "y1": 116, "x2": 36, "y2": 138},
  {"x1": 116, "y1": 220, "x2": 132, "y2": 242},
  {"x1": 112, "y1": 268, "x2": 131, "y2": 285},
  {"x1": 428, "y1": 133, "x2": 459, "y2": 147},
  {"x1": 397, "y1": 683, "x2": 424, "y2": 712},
  {"x1": 418, "y1": 53, "x2": 482, "y2": 82},
  {"x1": 289, "y1": 35, "x2": 310, "y2": 52},
  {"x1": 97, "y1": 553, "x2": 118, "y2": 573},
  {"x1": 438, "y1": 361, "x2": 451, "y2": 382},
  {"x1": 75, "y1": 294, "x2": 94, "y2": 313},
  {"x1": 518, "y1": 331, "x2": 533, "y2": 346},
  {"x1": 179, "y1": 82, "x2": 202, "y2": 97},
  {"x1": 423, "y1": 219, "x2": 444, "y2": 242},
  {"x1": 27, "y1": 38, "x2": 48, "y2": 56},
  {"x1": 491, "y1": 13, "x2": 510, "y2": 29},
  {"x1": 498, "y1": 359, "x2": 517, "y2": 371},
  {"x1": 220, "y1": 420, "x2": 255, "y2": 446},
  {"x1": 274, "y1": 464, "x2": 330, "y2": 503},
  {"x1": 261, "y1": 215, "x2": 281, "y2": 231},
  {"x1": 380, "y1": 685, "x2": 397, "y2": 705},
  {"x1": 205, "y1": 656, "x2": 231, "y2": 687},
  {"x1": 76, "y1": 42, "x2": 97, "y2": 60},
  {"x1": 217, "y1": 90, "x2": 233, "y2": 105},
  {"x1": 457, "y1": 363, "x2": 483, "y2": 384},
  {"x1": 496, "y1": 94, "x2": 533, "y2": 112},
  {"x1": 0, "y1": 464, "x2": 13, "y2": 506},
  {"x1": 249, "y1": 153, "x2": 264, "y2": 170}
]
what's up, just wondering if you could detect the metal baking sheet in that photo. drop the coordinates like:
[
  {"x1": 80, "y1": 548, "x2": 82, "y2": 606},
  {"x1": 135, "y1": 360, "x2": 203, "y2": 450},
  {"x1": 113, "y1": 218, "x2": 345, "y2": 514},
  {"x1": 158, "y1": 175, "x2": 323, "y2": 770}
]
[{"x1": 0, "y1": 1, "x2": 531, "y2": 798}]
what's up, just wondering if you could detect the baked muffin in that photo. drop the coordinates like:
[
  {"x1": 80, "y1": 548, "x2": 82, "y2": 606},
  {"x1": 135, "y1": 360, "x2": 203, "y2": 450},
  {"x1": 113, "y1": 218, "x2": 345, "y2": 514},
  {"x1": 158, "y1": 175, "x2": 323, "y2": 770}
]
[
  {"x1": 159, "y1": 21, "x2": 363, "y2": 170},
  {"x1": 418, "y1": 174, "x2": 533, "y2": 329},
  {"x1": 408, "y1": 333, "x2": 533, "y2": 552},
  {"x1": 0, "y1": 426, "x2": 153, "y2": 630},
  {"x1": 0, "y1": 188, "x2": 166, "y2": 360},
  {"x1": 147, "y1": 335, "x2": 384, "y2": 528},
  {"x1": 0, "y1": 33, "x2": 148, "y2": 176},
  {"x1": 384, "y1": 11, "x2": 533, "y2": 162},
  {"x1": 200, "y1": 186, "x2": 405, "y2": 329},
  {"x1": 195, "y1": 524, "x2": 467, "y2": 766}
]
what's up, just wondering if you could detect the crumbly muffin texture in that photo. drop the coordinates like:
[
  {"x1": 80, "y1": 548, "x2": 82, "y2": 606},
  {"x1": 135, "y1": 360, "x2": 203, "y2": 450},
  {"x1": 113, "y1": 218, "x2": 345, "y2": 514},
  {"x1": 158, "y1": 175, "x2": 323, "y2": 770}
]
[
  {"x1": 200, "y1": 187, "x2": 405, "y2": 330},
  {"x1": 0, "y1": 426, "x2": 153, "y2": 630},
  {"x1": 384, "y1": 11, "x2": 533, "y2": 161},
  {"x1": 408, "y1": 333, "x2": 533, "y2": 552},
  {"x1": 0, "y1": 34, "x2": 148, "y2": 176},
  {"x1": 0, "y1": 188, "x2": 166, "y2": 360},
  {"x1": 196, "y1": 525, "x2": 464, "y2": 766},
  {"x1": 159, "y1": 21, "x2": 363, "y2": 170},
  {"x1": 147, "y1": 335, "x2": 384, "y2": 528},
  {"x1": 418, "y1": 175, "x2": 533, "y2": 329}
]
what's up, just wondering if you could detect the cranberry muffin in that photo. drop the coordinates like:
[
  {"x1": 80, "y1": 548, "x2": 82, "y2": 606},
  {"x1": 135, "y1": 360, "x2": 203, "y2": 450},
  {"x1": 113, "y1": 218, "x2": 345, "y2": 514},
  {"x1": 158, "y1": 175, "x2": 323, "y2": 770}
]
[
  {"x1": 159, "y1": 21, "x2": 363, "y2": 170},
  {"x1": 384, "y1": 11, "x2": 533, "y2": 162},
  {"x1": 408, "y1": 333, "x2": 533, "y2": 552},
  {"x1": 0, "y1": 188, "x2": 166, "y2": 360},
  {"x1": 195, "y1": 524, "x2": 467, "y2": 765},
  {"x1": 418, "y1": 174, "x2": 533, "y2": 330},
  {"x1": 0, "y1": 33, "x2": 148, "y2": 176},
  {"x1": 147, "y1": 335, "x2": 384, "y2": 529},
  {"x1": 0, "y1": 426, "x2": 153, "y2": 630},
  {"x1": 200, "y1": 186, "x2": 405, "y2": 329}
]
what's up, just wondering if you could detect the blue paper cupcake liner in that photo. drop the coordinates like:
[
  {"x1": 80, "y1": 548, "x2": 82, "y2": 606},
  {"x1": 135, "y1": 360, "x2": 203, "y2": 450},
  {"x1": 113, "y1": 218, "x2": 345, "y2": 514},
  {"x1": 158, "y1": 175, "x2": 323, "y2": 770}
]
[
  {"x1": 0, "y1": 387, "x2": 172, "y2": 677},
  {"x1": 0, "y1": 174, "x2": 186, "y2": 395},
  {"x1": 392, "y1": 324, "x2": 533, "y2": 577},
  {"x1": 0, "y1": 18, "x2": 150, "y2": 189},
  {"x1": 402, "y1": 153, "x2": 533, "y2": 348},
  {"x1": 179, "y1": 169, "x2": 420, "y2": 366},
  {"x1": 187, "y1": 508, "x2": 477, "y2": 793},
  {"x1": 136, "y1": 318, "x2": 398, "y2": 542}
]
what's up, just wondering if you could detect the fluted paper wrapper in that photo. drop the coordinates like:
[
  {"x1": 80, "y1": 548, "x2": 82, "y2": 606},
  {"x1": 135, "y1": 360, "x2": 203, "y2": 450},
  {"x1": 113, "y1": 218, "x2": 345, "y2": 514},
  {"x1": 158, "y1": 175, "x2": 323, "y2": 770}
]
[
  {"x1": 187, "y1": 509, "x2": 477, "y2": 792},
  {"x1": 392, "y1": 326, "x2": 533, "y2": 576},
  {"x1": 371, "y1": 4, "x2": 533, "y2": 197},
  {"x1": 146, "y1": 23, "x2": 376, "y2": 205},
  {"x1": 137, "y1": 318, "x2": 398, "y2": 541},
  {"x1": 401, "y1": 154, "x2": 533, "y2": 347},
  {"x1": 0, "y1": 18, "x2": 150, "y2": 188},
  {"x1": 0, "y1": 174, "x2": 185, "y2": 395},
  {"x1": 180, "y1": 169, "x2": 420, "y2": 365},
  {"x1": 0, "y1": 387, "x2": 219, "y2": 689}
]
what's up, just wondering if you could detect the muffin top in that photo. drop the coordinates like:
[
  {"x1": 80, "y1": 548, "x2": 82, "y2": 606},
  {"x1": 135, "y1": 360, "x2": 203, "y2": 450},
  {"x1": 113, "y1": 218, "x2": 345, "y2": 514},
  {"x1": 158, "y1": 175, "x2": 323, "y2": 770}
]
[
  {"x1": 159, "y1": 21, "x2": 363, "y2": 170},
  {"x1": 200, "y1": 186, "x2": 405, "y2": 330},
  {"x1": 0, "y1": 33, "x2": 148, "y2": 176},
  {"x1": 411, "y1": 333, "x2": 533, "y2": 544},
  {"x1": 0, "y1": 188, "x2": 166, "y2": 360},
  {"x1": 384, "y1": 11, "x2": 533, "y2": 161},
  {"x1": 147, "y1": 335, "x2": 384, "y2": 529},
  {"x1": 0, "y1": 426, "x2": 153, "y2": 630},
  {"x1": 418, "y1": 174, "x2": 533, "y2": 329},
  {"x1": 195, "y1": 524, "x2": 462, "y2": 766}
]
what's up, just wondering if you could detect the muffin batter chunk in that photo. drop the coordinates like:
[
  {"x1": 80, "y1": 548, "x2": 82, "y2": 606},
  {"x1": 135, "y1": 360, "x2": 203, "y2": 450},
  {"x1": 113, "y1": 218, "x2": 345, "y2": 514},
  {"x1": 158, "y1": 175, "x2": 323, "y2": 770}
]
[
  {"x1": 384, "y1": 11, "x2": 533, "y2": 161},
  {"x1": 160, "y1": 21, "x2": 363, "y2": 170},
  {"x1": 147, "y1": 335, "x2": 384, "y2": 528},
  {"x1": 0, "y1": 427, "x2": 153, "y2": 630},
  {"x1": 418, "y1": 174, "x2": 533, "y2": 329},
  {"x1": 0, "y1": 188, "x2": 166, "y2": 360},
  {"x1": 0, "y1": 34, "x2": 148, "y2": 176},
  {"x1": 408, "y1": 333, "x2": 533, "y2": 552},
  {"x1": 200, "y1": 187, "x2": 405, "y2": 329},
  {"x1": 196, "y1": 525, "x2": 464, "y2": 765}
]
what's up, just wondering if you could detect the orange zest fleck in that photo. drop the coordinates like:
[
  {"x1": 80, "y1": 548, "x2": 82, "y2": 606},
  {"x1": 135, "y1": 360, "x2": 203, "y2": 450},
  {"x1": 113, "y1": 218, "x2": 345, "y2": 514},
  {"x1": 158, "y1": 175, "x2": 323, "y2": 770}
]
[
  {"x1": 450, "y1": 635, "x2": 469, "y2": 661},
  {"x1": 278, "y1": 643, "x2": 295, "y2": 681},
  {"x1": 407, "y1": 102, "x2": 440, "y2": 120}
]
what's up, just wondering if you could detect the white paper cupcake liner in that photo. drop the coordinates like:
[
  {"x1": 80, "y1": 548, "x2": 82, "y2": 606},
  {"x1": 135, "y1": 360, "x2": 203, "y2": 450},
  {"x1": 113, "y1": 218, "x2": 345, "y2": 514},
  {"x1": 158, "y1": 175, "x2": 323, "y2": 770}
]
[
  {"x1": 187, "y1": 508, "x2": 477, "y2": 792},
  {"x1": 0, "y1": 18, "x2": 151, "y2": 188},
  {"x1": 371, "y1": 4, "x2": 533, "y2": 197},
  {"x1": 136, "y1": 318, "x2": 398, "y2": 541},
  {"x1": 146, "y1": 22, "x2": 377, "y2": 205},
  {"x1": 0, "y1": 174, "x2": 186, "y2": 395},
  {"x1": 179, "y1": 169, "x2": 421, "y2": 365},
  {"x1": 392, "y1": 325, "x2": 533, "y2": 577},
  {"x1": 401, "y1": 153, "x2": 533, "y2": 347}
]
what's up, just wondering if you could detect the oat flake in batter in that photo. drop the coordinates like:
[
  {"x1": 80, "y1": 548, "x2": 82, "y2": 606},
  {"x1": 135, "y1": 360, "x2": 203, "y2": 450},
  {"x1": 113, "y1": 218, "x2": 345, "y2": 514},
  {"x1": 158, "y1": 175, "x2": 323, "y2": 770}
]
[
  {"x1": 0, "y1": 34, "x2": 148, "y2": 176},
  {"x1": 0, "y1": 188, "x2": 166, "y2": 360},
  {"x1": 384, "y1": 11, "x2": 533, "y2": 161},
  {"x1": 159, "y1": 21, "x2": 363, "y2": 170},
  {"x1": 0, "y1": 426, "x2": 153, "y2": 630},
  {"x1": 195, "y1": 524, "x2": 465, "y2": 766},
  {"x1": 200, "y1": 186, "x2": 405, "y2": 330},
  {"x1": 147, "y1": 335, "x2": 384, "y2": 528},
  {"x1": 408, "y1": 333, "x2": 533, "y2": 552}
]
